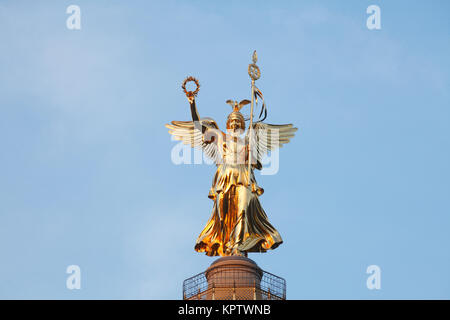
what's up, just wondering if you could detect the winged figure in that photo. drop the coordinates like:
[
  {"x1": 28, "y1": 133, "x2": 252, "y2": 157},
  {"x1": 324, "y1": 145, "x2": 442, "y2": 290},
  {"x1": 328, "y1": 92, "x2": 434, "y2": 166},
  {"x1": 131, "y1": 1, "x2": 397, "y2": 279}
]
[{"x1": 166, "y1": 89, "x2": 297, "y2": 257}]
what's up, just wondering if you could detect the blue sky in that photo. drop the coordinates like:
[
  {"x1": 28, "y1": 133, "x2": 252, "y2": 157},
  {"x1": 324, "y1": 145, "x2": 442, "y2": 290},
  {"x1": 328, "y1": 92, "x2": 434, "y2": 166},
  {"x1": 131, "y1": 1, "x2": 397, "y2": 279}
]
[{"x1": 0, "y1": 0, "x2": 449, "y2": 299}]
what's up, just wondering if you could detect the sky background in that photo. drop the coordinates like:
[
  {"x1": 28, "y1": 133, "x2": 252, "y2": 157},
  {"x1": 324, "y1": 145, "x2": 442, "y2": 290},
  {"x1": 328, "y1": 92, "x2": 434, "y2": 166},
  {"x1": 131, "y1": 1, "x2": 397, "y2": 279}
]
[{"x1": 0, "y1": 0, "x2": 449, "y2": 299}]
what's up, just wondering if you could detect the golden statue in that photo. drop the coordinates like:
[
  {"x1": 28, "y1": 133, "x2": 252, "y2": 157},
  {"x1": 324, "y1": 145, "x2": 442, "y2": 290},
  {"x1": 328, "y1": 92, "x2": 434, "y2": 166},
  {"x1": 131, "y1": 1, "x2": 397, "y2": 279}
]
[{"x1": 166, "y1": 52, "x2": 297, "y2": 257}]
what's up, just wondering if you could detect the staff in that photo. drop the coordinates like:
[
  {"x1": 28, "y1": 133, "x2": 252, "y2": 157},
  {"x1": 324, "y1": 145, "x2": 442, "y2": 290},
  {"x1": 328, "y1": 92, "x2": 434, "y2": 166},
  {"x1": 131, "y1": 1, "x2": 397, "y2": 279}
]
[{"x1": 247, "y1": 51, "x2": 261, "y2": 186}]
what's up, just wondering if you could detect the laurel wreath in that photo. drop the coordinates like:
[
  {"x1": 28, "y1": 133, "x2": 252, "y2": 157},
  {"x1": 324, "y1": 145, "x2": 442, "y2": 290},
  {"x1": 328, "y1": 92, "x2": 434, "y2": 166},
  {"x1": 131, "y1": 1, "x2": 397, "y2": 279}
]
[{"x1": 182, "y1": 76, "x2": 200, "y2": 97}]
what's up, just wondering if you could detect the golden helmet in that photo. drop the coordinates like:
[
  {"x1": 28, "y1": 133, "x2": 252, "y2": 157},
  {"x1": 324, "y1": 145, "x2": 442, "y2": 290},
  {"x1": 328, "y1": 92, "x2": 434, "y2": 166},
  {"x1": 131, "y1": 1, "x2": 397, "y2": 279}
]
[{"x1": 226, "y1": 99, "x2": 250, "y2": 129}]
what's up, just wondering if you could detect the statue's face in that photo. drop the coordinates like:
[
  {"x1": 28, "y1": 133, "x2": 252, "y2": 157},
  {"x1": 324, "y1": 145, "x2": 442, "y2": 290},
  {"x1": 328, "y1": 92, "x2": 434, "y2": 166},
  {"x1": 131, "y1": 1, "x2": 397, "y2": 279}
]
[{"x1": 227, "y1": 118, "x2": 244, "y2": 136}]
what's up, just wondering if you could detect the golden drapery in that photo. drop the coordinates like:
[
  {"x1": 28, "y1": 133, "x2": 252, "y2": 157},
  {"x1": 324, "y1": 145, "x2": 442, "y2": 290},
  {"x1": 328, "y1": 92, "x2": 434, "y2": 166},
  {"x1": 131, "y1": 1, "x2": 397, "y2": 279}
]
[{"x1": 195, "y1": 163, "x2": 282, "y2": 256}]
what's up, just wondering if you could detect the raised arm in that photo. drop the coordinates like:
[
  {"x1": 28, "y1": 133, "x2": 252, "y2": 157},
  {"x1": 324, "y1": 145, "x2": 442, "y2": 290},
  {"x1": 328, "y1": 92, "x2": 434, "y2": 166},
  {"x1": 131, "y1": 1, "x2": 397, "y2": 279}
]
[
  {"x1": 187, "y1": 94, "x2": 207, "y2": 134},
  {"x1": 186, "y1": 94, "x2": 223, "y2": 146},
  {"x1": 167, "y1": 76, "x2": 223, "y2": 163}
]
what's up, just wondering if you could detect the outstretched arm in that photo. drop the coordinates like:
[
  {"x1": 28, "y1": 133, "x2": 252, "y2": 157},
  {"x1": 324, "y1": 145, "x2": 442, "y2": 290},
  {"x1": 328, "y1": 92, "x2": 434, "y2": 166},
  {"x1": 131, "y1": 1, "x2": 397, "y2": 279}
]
[
  {"x1": 187, "y1": 94, "x2": 206, "y2": 134},
  {"x1": 187, "y1": 94, "x2": 222, "y2": 146}
]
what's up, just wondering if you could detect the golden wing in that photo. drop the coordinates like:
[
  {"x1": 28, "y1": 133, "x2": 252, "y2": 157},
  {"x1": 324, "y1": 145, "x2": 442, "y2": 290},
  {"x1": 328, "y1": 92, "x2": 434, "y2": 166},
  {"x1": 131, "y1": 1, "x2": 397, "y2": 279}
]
[
  {"x1": 249, "y1": 122, "x2": 298, "y2": 164},
  {"x1": 165, "y1": 117, "x2": 223, "y2": 164}
]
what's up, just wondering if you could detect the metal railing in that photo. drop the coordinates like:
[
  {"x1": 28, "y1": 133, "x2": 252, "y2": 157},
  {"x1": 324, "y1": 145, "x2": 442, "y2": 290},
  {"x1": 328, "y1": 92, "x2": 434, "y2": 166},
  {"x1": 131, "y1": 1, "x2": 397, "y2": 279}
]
[{"x1": 183, "y1": 268, "x2": 286, "y2": 300}]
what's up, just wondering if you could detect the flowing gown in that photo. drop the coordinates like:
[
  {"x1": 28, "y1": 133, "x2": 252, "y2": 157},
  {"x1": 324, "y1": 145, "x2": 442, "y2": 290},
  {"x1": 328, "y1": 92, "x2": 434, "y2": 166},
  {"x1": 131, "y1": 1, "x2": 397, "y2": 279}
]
[{"x1": 194, "y1": 136, "x2": 283, "y2": 256}]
